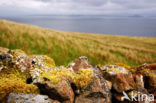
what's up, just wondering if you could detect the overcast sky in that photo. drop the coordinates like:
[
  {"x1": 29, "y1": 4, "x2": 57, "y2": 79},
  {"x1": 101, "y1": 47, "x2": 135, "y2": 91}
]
[{"x1": 0, "y1": 0, "x2": 156, "y2": 16}]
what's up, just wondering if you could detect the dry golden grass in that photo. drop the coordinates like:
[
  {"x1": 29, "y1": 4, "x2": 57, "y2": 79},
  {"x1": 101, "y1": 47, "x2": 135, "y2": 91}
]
[{"x1": 0, "y1": 19, "x2": 156, "y2": 66}]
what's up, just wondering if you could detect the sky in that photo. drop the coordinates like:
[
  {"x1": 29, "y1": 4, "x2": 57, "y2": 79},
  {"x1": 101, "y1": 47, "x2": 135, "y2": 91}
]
[{"x1": 0, "y1": 0, "x2": 156, "y2": 16}]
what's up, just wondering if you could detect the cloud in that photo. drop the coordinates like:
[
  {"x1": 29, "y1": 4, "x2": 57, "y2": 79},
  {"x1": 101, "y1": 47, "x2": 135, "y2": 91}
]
[{"x1": 0, "y1": 0, "x2": 156, "y2": 16}]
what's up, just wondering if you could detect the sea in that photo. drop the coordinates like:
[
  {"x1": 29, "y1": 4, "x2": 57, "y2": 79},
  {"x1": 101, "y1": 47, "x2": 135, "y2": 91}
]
[{"x1": 1, "y1": 15, "x2": 156, "y2": 37}]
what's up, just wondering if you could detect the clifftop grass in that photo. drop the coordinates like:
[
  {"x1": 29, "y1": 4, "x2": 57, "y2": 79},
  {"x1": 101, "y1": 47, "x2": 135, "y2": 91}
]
[{"x1": 0, "y1": 19, "x2": 156, "y2": 66}]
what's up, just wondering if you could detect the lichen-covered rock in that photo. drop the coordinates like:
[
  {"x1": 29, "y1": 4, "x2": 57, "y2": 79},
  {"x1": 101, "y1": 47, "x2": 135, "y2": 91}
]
[
  {"x1": 31, "y1": 55, "x2": 55, "y2": 71},
  {"x1": 0, "y1": 69, "x2": 39, "y2": 101},
  {"x1": 105, "y1": 80, "x2": 112, "y2": 90},
  {"x1": 1, "y1": 47, "x2": 156, "y2": 103},
  {"x1": 133, "y1": 73, "x2": 144, "y2": 88},
  {"x1": 67, "y1": 56, "x2": 94, "y2": 73},
  {"x1": 0, "y1": 48, "x2": 35, "y2": 74},
  {"x1": 132, "y1": 63, "x2": 156, "y2": 97},
  {"x1": 73, "y1": 69, "x2": 94, "y2": 89},
  {"x1": 144, "y1": 71, "x2": 156, "y2": 96},
  {"x1": 8, "y1": 49, "x2": 33, "y2": 72},
  {"x1": 35, "y1": 79, "x2": 74, "y2": 103},
  {"x1": 0, "y1": 47, "x2": 55, "y2": 102},
  {"x1": 0, "y1": 49, "x2": 39, "y2": 102},
  {"x1": 68, "y1": 57, "x2": 111, "y2": 103},
  {"x1": 100, "y1": 65, "x2": 136, "y2": 93},
  {"x1": 34, "y1": 67, "x2": 95, "y2": 103},
  {"x1": 30, "y1": 55, "x2": 55, "y2": 83},
  {"x1": 145, "y1": 63, "x2": 156, "y2": 70},
  {"x1": 7, "y1": 93, "x2": 59, "y2": 103},
  {"x1": 75, "y1": 75, "x2": 111, "y2": 103}
]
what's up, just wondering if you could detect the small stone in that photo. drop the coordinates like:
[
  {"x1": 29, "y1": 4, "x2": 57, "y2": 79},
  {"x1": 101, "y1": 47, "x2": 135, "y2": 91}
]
[{"x1": 7, "y1": 93, "x2": 58, "y2": 103}]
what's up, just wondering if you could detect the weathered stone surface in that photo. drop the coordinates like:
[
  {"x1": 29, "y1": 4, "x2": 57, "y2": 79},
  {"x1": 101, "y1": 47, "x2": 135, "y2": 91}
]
[
  {"x1": 75, "y1": 76, "x2": 111, "y2": 103},
  {"x1": 113, "y1": 73, "x2": 135, "y2": 93},
  {"x1": 30, "y1": 55, "x2": 55, "y2": 83},
  {"x1": 0, "y1": 49, "x2": 39, "y2": 102},
  {"x1": 0, "y1": 49, "x2": 33, "y2": 72},
  {"x1": 35, "y1": 79, "x2": 74, "y2": 103},
  {"x1": 105, "y1": 80, "x2": 112, "y2": 90},
  {"x1": 68, "y1": 57, "x2": 111, "y2": 103},
  {"x1": 67, "y1": 56, "x2": 94, "y2": 73},
  {"x1": 133, "y1": 73, "x2": 144, "y2": 88},
  {"x1": 0, "y1": 47, "x2": 9, "y2": 53},
  {"x1": 144, "y1": 72, "x2": 156, "y2": 96},
  {"x1": 7, "y1": 93, "x2": 59, "y2": 103},
  {"x1": 100, "y1": 65, "x2": 136, "y2": 93},
  {"x1": 145, "y1": 63, "x2": 156, "y2": 70}
]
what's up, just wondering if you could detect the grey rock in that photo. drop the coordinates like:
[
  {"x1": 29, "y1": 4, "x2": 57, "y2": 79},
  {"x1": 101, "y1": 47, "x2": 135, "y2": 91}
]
[{"x1": 7, "y1": 93, "x2": 59, "y2": 103}]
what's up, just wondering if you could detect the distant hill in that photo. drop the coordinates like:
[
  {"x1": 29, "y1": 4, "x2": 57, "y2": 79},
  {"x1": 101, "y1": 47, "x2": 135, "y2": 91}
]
[{"x1": 0, "y1": 19, "x2": 156, "y2": 66}]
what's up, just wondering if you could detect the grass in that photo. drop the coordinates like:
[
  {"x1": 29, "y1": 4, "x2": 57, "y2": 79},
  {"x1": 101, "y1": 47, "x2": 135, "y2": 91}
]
[{"x1": 0, "y1": 19, "x2": 156, "y2": 66}]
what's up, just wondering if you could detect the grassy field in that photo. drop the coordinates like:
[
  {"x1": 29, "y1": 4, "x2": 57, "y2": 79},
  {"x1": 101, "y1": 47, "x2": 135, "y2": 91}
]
[{"x1": 0, "y1": 19, "x2": 156, "y2": 66}]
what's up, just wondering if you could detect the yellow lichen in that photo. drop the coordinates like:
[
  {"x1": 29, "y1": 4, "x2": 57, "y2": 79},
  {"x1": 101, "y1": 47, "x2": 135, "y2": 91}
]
[
  {"x1": 0, "y1": 68, "x2": 39, "y2": 101},
  {"x1": 0, "y1": 47, "x2": 8, "y2": 53},
  {"x1": 148, "y1": 72, "x2": 156, "y2": 78},
  {"x1": 12, "y1": 49, "x2": 27, "y2": 59},
  {"x1": 138, "y1": 68, "x2": 149, "y2": 74},
  {"x1": 74, "y1": 69, "x2": 94, "y2": 89},
  {"x1": 115, "y1": 63, "x2": 131, "y2": 70},
  {"x1": 40, "y1": 68, "x2": 74, "y2": 84},
  {"x1": 41, "y1": 55, "x2": 55, "y2": 67},
  {"x1": 31, "y1": 55, "x2": 55, "y2": 69},
  {"x1": 40, "y1": 68, "x2": 94, "y2": 88},
  {"x1": 0, "y1": 68, "x2": 31, "y2": 82},
  {"x1": 13, "y1": 49, "x2": 25, "y2": 54}
]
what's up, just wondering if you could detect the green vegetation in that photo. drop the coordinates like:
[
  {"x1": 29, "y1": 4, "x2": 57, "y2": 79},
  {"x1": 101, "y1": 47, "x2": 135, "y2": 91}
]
[{"x1": 0, "y1": 19, "x2": 156, "y2": 66}]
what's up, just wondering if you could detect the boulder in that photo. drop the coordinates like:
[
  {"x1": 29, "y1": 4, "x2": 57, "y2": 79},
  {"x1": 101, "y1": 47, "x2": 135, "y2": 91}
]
[
  {"x1": 67, "y1": 56, "x2": 94, "y2": 73},
  {"x1": 7, "y1": 93, "x2": 59, "y2": 103},
  {"x1": 105, "y1": 80, "x2": 112, "y2": 90},
  {"x1": 100, "y1": 65, "x2": 136, "y2": 93},
  {"x1": 0, "y1": 50, "x2": 39, "y2": 102},
  {"x1": 68, "y1": 56, "x2": 111, "y2": 103},
  {"x1": 144, "y1": 72, "x2": 156, "y2": 96},
  {"x1": 0, "y1": 47, "x2": 9, "y2": 53},
  {"x1": 145, "y1": 63, "x2": 156, "y2": 70},
  {"x1": 133, "y1": 73, "x2": 144, "y2": 88},
  {"x1": 0, "y1": 49, "x2": 33, "y2": 72},
  {"x1": 29, "y1": 55, "x2": 55, "y2": 83},
  {"x1": 134, "y1": 64, "x2": 156, "y2": 98},
  {"x1": 75, "y1": 75, "x2": 111, "y2": 103},
  {"x1": 35, "y1": 79, "x2": 74, "y2": 103}
]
